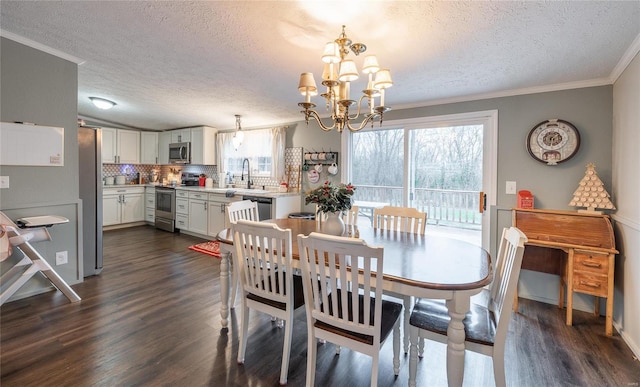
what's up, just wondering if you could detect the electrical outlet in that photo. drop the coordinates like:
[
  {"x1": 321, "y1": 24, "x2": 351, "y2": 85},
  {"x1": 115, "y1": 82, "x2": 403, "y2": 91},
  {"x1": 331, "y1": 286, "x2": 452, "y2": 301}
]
[
  {"x1": 0, "y1": 176, "x2": 9, "y2": 189},
  {"x1": 56, "y1": 251, "x2": 68, "y2": 265},
  {"x1": 506, "y1": 181, "x2": 517, "y2": 195}
]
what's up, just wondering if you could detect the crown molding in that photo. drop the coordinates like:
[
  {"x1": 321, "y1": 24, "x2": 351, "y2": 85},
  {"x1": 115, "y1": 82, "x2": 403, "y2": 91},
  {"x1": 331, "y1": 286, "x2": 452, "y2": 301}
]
[
  {"x1": 610, "y1": 32, "x2": 640, "y2": 83},
  {"x1": 393, "y1": 77, "x2": 613, "y2": 111},
  {"x1": 0, "y1": 29, "x2": 85, "y2": 65}
]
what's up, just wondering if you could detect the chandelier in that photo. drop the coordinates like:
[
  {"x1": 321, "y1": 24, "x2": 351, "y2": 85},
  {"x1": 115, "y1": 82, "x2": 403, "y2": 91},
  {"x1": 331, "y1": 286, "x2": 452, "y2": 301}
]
[{"x1": 297, "y1": 25, "x2": 393, "y2": 133}]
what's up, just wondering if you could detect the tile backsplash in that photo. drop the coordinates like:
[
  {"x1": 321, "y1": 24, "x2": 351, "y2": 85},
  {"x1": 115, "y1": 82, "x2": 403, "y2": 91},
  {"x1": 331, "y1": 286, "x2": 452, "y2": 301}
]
[{"x1": 102, "y1": 147, "x2": 302, "y2": 190}]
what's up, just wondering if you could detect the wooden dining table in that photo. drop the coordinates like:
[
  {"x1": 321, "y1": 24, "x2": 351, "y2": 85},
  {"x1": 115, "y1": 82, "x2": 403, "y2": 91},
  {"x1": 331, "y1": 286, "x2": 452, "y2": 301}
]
[{"x1": 217, "y1": 218, "x2": 492, "y2": 387}]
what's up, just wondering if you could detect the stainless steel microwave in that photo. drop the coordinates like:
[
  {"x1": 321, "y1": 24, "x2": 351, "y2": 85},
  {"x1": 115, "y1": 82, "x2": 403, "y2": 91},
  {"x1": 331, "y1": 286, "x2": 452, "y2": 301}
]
[{"x1": 169, "y1": 142, "x2": 190, "y2": 164}]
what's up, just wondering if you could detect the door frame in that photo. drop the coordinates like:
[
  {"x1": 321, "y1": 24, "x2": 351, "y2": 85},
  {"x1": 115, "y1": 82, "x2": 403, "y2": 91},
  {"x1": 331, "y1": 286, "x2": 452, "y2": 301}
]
[{"x1": 342, "y1": 109, "x2": 498, "y2": 249}]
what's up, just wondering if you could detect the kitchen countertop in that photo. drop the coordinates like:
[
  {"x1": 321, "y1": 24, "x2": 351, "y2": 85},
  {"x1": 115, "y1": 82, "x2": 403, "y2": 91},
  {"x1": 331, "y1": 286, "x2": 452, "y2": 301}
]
[
  {"x1": 103, "y1": 184, "x2": 146, "y2": 189},
  {"x1": 173, "y1": 185, "x2": 301, "y2": 199},
  {"x1": 104, "y1": 184, "x2": 301, "y2": 198}
]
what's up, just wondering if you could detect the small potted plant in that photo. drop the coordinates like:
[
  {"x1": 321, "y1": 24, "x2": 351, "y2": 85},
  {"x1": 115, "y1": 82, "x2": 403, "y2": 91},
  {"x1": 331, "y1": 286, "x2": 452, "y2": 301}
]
[{"x1": 305, "y1": 181, "x2": 355, "y2": 235}]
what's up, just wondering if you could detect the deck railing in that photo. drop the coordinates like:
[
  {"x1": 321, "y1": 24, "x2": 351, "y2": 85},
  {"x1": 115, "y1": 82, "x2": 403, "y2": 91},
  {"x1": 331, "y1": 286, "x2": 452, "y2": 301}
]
[{"x1": 354, "y1": 185, "x2": 482, "y2": 229}]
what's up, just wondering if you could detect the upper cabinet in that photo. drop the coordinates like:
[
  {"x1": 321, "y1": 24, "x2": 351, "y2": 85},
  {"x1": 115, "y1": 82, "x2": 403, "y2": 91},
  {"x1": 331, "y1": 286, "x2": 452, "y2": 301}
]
[
  {"x1": 190, "y1": 126, "x2": 217, "y2": 165},
  {"x1": 140, "y1": 132, "x2": 158, "y2": 164},
  {"x1": 108, "y1": 126, "x2": 216, "y2": 166},
  {"x1": 171, "y1": 128, "x2": 191, "y2": 143},
  {"x1": 158, "y1": 132, "x2": 172, "y2": 165},
  {"x1": 102, "y1": 128, "x2": 140, "y2": 164}
]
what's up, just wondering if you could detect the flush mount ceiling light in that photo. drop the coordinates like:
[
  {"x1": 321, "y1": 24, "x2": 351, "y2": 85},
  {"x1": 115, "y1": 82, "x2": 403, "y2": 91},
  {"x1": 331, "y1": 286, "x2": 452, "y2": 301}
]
[
  {"x1": 298, "y1": 25, "x2": 393, "y2": 133},
  {"x1": 89, "y1": 97, "x2": 116, "y2": 110},
  {"x1": 232, "y1": 114, "x2": 244, "y2": 150}
]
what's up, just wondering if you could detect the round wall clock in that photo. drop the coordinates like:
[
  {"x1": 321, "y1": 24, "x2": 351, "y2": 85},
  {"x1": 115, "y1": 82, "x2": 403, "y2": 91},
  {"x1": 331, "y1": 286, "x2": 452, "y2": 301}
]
[{"x1": 526, "y1": 119, "x2": 580, "y2": 165}]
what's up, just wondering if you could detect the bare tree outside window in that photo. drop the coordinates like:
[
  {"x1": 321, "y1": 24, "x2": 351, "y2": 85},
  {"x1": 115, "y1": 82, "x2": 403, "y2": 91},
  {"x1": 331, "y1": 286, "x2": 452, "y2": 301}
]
[{"x1": 351, "y1": 125, "x2": 483, "y2": 229}]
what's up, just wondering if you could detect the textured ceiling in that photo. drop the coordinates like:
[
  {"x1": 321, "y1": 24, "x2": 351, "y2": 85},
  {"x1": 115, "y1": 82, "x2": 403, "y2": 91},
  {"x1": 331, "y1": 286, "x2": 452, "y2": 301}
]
[{"x1": 1, "y1": 1, "x2": 639, "y2": 131}]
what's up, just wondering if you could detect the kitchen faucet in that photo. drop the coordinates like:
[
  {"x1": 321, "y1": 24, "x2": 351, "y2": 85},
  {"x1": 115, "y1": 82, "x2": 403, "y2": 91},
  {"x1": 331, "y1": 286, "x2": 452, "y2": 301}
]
[{"x1": 241, "y1": 158, "x2": 252, "y2": 189}]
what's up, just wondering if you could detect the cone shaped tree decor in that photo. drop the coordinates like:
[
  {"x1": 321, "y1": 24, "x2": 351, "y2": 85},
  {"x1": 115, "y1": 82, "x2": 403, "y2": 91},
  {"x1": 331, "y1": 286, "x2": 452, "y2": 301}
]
[{"x1": 569, "y1": 163, "x2": 615, "y2": 214}]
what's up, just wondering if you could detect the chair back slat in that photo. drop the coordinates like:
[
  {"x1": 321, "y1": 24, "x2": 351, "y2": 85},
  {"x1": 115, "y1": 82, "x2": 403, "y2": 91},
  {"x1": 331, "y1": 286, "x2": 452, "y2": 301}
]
[
  {"x1": 373, "y1": 206, "x2": 426, "y2": 234},
  {"x1": 228, "y1": 200, "x2": 260, "y2": 224},
  {"x1": 490, "y1": 227, "x2": 527, "y2": 336},
  {"x1": 233, "y1": 220, "x2": 293, "y2": 305},
  {"x1": 298, "y1": 232, "x2": 384, "y2": 339},
  {"x1": 316, "y1": 205, "x2": 359, "y2": 226}
]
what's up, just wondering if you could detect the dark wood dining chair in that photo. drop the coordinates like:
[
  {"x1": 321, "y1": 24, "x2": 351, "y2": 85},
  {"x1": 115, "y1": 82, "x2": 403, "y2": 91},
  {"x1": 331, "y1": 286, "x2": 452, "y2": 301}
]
[
  {"x1": 297, "y1": 232, "x2": 402, "y2": 387},
  {"x1": 408, "y1": 226, "x2": 527, "y2": 387},
  {"x1": 232, "y1": 219, "x2": 304, "y2": 385}
]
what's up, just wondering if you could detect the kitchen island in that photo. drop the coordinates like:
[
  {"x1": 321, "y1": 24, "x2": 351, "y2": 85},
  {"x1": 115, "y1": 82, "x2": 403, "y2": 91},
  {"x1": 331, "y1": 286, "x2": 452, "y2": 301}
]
[{"x1": 172, "y1": 186, "x2": 301, "y2": 239}]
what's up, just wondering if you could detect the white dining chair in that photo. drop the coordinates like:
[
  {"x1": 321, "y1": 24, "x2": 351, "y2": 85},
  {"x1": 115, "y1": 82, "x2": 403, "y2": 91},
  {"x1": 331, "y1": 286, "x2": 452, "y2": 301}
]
[
  {"x1": 297, "y1": 232, "x2": 402, "y2": 387},
  {"x1": 227, "y1": 200, "x2": 260, "y2": 308},
  {"x1": 316, "y1": 205, "x2": 359, "y2": 226},
  {"x1": 372, "y1": 205, "x2": 426, "y2": 234},
  {"x1": 233, "y1": 219, "x2": 304, "y2": 385},
  {"x1": 372, "y1": 205, "x2": 427, "y2": 353},
  {"x1": 228, "y1": 199, "x2": 260, "y2": 224},
  {"x1": 342, "y1": 205, "x2": 359, "y2": 226},
  {"x1": 408, "y1": 226, "x2": 527, "y2": 387}
]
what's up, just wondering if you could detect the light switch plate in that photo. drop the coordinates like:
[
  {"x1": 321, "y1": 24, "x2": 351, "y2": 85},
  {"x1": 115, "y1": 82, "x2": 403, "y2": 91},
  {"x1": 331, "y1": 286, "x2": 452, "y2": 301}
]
[
  {"x1": 506, "y1": 181, "x2": 516, "y2": 195},
  {"x1": 56, "y1": 251, "x2": 68, "y2": 265},
  {"x1": 0, "y1": 176, "x2": 9, "y2": 189}
]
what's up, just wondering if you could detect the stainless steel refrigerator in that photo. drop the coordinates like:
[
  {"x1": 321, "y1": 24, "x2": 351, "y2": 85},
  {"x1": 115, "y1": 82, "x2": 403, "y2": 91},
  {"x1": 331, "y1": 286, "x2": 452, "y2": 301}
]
[{"x1": 78, "y1": 126, "x2": 103, "y2": 276}]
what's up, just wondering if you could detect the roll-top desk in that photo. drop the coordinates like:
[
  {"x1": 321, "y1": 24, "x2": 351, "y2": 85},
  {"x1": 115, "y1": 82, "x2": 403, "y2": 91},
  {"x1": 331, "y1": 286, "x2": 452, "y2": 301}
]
[{"x1": 512, "y1": 208, "x2": 618, "y2": 336}]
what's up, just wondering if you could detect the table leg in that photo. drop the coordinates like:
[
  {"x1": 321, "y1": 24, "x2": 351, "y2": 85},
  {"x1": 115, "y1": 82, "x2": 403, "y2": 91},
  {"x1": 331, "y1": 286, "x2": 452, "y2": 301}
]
[
  {"x1": 408, "y1": 323, "x2": 418, "y2": 387},
  {"x1": 446, "y1": 294, "x2": 471, "y2": 387},
  {"x1": 220, "y1": 249, "x2": 231, "y2": 328}
]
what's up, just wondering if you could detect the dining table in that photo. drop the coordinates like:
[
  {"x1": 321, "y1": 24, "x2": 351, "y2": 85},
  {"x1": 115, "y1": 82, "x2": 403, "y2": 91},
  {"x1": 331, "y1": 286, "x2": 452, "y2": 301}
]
[{"x1": 217, "y1": 218, "x2": 492, "y2": 387}]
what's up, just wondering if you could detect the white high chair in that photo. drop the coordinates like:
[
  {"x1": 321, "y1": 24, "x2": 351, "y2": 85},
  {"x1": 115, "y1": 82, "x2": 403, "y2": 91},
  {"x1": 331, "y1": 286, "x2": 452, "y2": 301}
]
[{"x1": 0, "y1": 211, "x2": 81, "y2": 305}]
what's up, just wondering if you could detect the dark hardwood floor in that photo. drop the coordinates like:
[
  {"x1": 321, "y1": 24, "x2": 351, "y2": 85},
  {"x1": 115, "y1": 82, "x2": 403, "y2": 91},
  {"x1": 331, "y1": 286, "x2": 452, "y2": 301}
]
[{"x1": 2, "y1": 226, "x2": 639, "y2": 386}]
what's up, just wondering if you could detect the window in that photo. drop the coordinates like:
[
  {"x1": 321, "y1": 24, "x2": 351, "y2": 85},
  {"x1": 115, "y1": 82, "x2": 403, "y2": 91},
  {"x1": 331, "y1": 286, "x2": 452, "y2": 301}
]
[{"x1": 217, "y1": 127, "x2": 286, "y2": 178}]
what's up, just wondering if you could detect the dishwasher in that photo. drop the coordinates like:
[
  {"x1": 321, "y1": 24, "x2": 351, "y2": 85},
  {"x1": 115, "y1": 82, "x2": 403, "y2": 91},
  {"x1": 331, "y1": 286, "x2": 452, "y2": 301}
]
[{"x1": 242, "y1": 195, "x2": 273, "y2": 220}]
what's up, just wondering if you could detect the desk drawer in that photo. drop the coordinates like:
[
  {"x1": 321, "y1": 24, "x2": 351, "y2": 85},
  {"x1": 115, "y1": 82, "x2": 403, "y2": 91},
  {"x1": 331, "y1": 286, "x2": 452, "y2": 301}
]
[
  {"x1": 573, "y1": 272, "x2": 608, "y2": 297},
  {"x1": 573, "y1": 250, "x2": 609, "y2": 275}
]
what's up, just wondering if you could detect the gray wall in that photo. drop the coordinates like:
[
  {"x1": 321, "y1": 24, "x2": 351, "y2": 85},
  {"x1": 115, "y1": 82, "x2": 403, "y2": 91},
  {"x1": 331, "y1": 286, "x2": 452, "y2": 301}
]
[
  {"x1": 0, "y1": 37, "x2": 82, "y2": 298},
  {"x1": 288, "y1": 86, "x2": 614, "y2": 311}
]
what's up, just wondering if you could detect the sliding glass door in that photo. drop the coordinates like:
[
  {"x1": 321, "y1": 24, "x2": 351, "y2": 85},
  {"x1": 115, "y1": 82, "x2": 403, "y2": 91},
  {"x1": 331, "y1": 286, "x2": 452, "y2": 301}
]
[{"x1": 344, "y1": 111, "x2": 497, "y2": 248}]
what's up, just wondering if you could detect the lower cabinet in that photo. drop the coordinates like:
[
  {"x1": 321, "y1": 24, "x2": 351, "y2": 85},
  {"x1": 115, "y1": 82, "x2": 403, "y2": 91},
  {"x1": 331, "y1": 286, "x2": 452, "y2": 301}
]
[
  {"x1": 103, "y1": 187, "x2": 145, "y2": 226},
  {"x1": 188, "y1": 192, "x2": 208, "y2": 235},
  {"x1": 175, "y1": 190, "x2": 189, "y2": 230},
  {"x1": 145, "y1": 187, "x2": 155, "y2": 223},
  {"x1": 208, "y1": 193, "x2": 242, "y2": 237}
]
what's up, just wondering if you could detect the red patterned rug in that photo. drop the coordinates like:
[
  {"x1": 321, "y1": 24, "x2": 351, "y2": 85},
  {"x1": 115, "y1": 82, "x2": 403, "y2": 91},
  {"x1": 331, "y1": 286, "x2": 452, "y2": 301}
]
[{"x1": 188, "y1": 241, "x2": 221, "y2": 258}]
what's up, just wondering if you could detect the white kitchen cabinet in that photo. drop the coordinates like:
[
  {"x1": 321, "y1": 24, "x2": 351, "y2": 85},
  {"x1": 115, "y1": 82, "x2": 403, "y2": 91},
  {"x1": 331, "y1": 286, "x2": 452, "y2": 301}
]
[
  {"x1": 171, "y1": 128, "x2": 191, "y2": 143},
  {"x1": 188, "y1": 191, "x2": 208, "y2": 235},
  {"x1": 175, "y1": 190, "x2": 189, "y2": 230},
  {"x1": 207, "y1": 193, "x2": 240, "y2": 237},
  {"x1": 102, "y1": 128, "x2": 140, "y2": 164},
  {"x1": 103, "y1": 186, "x2": 145, "y2": 226},
  {"x1": 145, "y1": 187, "x2": 156, "y2": 223},
  {"x1": 103, "y1": 195, "x2": 122, "y2": 226},
  {"x1": 140, "y1": 132, "x2": 158, "y2": 164},
  {"x1": 121, "y1": 193, "x2": 144, "y2": 223},
  {"x1": 158, "y1": 132, "x2": 171, "y2": 164},
  {"x1": 101, "y1": 128, "x2": 117, "y2": 164},
  {"x1": 190, "y1": 126, "x2": 217, "y2": 165}
]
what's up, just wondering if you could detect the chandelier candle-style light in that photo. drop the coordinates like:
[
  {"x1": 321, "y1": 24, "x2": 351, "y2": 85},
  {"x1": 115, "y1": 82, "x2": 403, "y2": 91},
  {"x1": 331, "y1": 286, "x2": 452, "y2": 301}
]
[{"x1": 298, "y1": 25, "x2": 393, "y2": 133}]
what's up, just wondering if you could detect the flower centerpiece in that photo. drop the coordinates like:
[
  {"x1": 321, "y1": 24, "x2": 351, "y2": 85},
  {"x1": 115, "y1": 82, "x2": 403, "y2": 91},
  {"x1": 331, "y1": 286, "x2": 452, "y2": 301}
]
[{"x1": 305, "y1": 181, "x2": 356, "y2": 235}]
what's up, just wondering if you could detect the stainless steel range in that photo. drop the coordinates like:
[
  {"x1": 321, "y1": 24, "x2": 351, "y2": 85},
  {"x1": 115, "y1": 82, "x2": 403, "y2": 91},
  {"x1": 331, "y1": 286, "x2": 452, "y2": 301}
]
[{"x1": 155, "y1": 186, "x2": 176, "y2": 232}]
